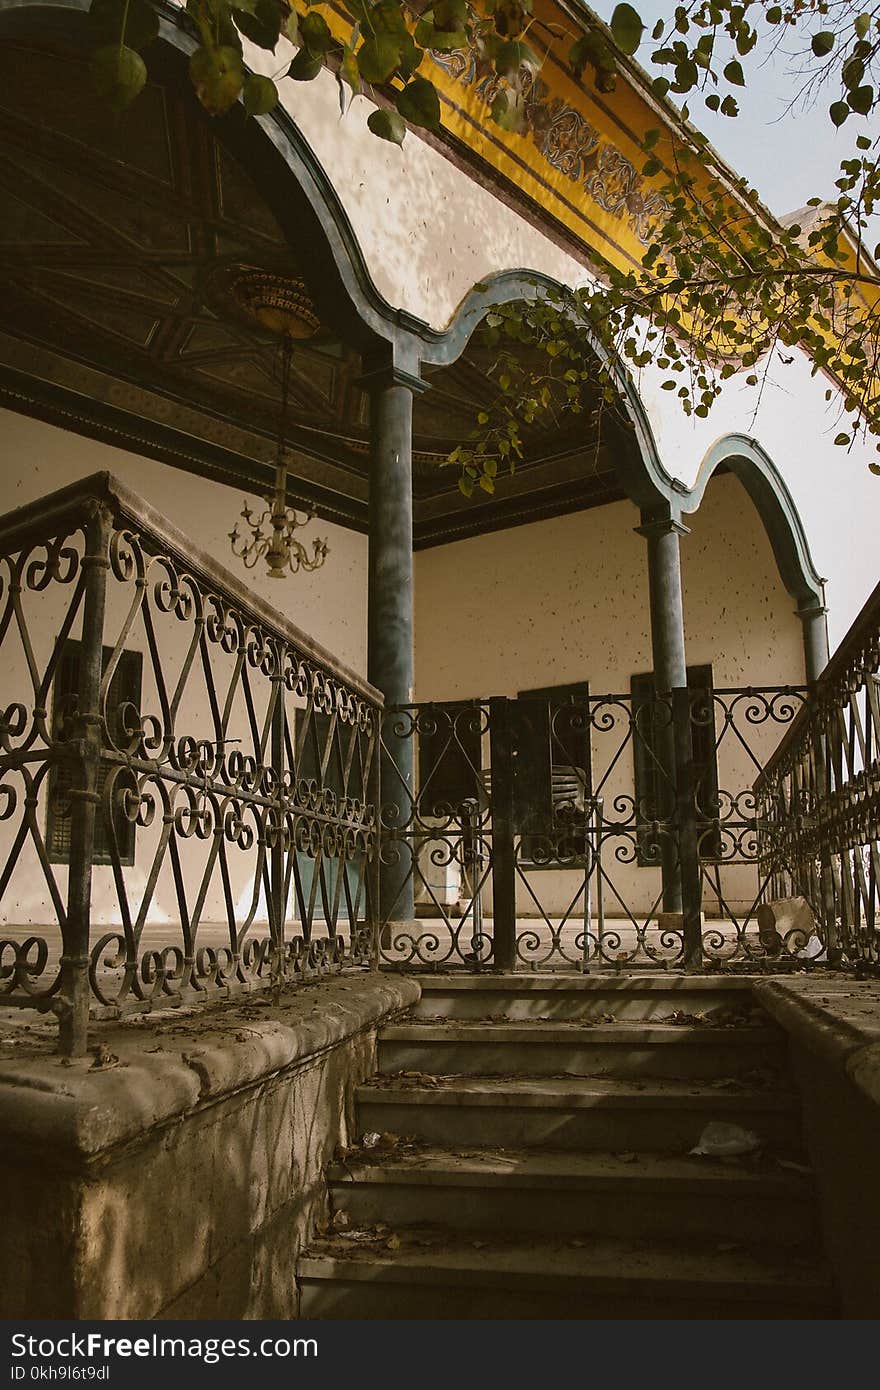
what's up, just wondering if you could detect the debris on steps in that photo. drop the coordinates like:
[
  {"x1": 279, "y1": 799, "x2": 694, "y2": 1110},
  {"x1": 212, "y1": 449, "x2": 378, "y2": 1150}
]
[{"x1": 298, "y1": 974, "x2": 838, "y2": 1320}]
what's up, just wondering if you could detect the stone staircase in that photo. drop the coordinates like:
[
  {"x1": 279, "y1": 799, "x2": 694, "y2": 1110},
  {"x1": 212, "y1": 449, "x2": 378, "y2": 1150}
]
[{"x1": 297, "y1": 975, "x2": 838, "y2": 1319}]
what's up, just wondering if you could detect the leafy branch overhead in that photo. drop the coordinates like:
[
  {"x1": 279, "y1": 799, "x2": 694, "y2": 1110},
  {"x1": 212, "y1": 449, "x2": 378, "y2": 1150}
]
[
  {"x1": 88, "y1": 0, "x2": 880, "y2": 494},
  {"x1": 87, "y1": 0, "x2": 630, "y2": 141}
]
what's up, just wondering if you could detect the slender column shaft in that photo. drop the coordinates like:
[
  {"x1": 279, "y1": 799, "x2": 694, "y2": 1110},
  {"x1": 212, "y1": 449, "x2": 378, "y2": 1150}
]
[
  {"x1": 799, "y1": 596, "x2": 830, "y2": 683},
  {"x1": 60, "y1": 502, "x2": 111, "y2": 1055},
  {"x1": 367, "y1": 373, "x2": 418, "y2": 925},
  {"x1": 640, "y1": 518, "x2": 688, "y2": 694},
  {"x1": 636, "y1": 513, "x2": 702, "y2": 966}
]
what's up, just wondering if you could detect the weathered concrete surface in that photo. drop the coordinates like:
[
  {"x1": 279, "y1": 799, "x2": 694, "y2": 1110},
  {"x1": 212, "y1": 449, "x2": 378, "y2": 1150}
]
[
  {"x1": 0, "y1": 973, "x2": 419, "y2": 1320},
  {"x1": 755, "y1": 976, "x2": 880, "y2": 1318}
]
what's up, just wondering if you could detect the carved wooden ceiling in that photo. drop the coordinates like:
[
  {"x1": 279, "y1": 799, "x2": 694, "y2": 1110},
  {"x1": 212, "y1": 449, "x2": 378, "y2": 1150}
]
[{"x1": 0, "y1": 36, "x2": 628, "y2": 546}]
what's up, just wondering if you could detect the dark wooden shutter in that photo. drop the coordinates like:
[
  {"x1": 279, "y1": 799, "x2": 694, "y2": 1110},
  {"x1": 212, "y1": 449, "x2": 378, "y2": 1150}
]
[
  {"x1": 517, "y1": 682, "x2": 590, "y2": 861},
  {"x1": 688, "y1": 664, "x2": 721, "y2": 860},
  {"x1": 417, "y1": 702, "x2": 484, "y2": 816},
  {"x1": 631, "y1": 665, "x2": 719, "y2": 866}
]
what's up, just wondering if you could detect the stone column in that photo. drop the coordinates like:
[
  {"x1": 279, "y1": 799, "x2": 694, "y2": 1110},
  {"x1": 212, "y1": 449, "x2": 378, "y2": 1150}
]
[
  {"x1": 364, "y1": 364, "x2": 423, "y2": 927},
  {"x1": 798, "y1": 593, "x2": 830, "y2": 683},
  {"x1": 635, "y1": 512, "x2": 702, "y2": 966}
]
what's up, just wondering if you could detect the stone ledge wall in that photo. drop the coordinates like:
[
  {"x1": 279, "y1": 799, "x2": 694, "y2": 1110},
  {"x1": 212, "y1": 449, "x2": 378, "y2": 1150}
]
[
  {"x1": 0, "y1": 974, "x2": 420, "y2": 1320},
  {"x1": 755, "y1": 976, "x2": 880, "y2": 1319}
]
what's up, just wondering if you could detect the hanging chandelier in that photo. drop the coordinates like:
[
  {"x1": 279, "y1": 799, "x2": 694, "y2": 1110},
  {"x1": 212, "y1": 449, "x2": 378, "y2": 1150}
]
[{"x1": 221, "y1": 266, "x2": 329, "y2": 581}]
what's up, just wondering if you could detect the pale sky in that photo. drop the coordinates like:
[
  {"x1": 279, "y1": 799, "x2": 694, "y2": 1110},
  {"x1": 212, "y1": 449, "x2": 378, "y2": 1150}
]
[{"x1": 590, "y1": 0, "x2": 872, "y2": 219}]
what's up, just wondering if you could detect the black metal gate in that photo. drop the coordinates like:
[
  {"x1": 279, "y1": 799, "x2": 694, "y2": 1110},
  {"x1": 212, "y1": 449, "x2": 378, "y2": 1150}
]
[{"x1": 377, "y1": 687, "x2": 812, "y2": 970}]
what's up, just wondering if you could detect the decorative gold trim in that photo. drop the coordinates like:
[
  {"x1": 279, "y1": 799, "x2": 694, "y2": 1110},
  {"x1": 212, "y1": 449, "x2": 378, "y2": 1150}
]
[{"x1": 429, "y1": 50, "x2": 668, "y2": 246}]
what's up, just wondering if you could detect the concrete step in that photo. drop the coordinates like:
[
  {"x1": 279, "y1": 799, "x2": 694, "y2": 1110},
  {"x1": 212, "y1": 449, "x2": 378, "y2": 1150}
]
[
  {"x1": 328, "y1": 1147, "x2": 819, "y2": 1246},
  {"x1": 411, "y1": 973, "x2": 759, "y2": 1023},
  {"x1": 356, "y1": 1075, "x2": 803, "y2": 1153},
  {"x1": 377, "y1": 1021, "x2": 787, "y2": 1080},
  {"x1": 298, "y1": 1231, "x2": 837, "y2": 1319}
]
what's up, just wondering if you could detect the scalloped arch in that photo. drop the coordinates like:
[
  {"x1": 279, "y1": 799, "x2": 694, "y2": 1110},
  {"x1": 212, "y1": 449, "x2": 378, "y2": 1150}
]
[{"x1": 683, "y1": 434, "x2": 826, "y2": 614}]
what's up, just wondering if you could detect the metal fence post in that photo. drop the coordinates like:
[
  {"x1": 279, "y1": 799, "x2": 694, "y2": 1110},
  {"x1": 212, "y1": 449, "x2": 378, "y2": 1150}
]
[
  {"x1": 672, "y1": 685, "x2": 704, "y2": 969},
  {"x1": 58, "y1": 502, "x2": 111, "y2": 1056},
  {"x1": 489, "y1": 696, "x2": 517, "y2": 972},
  {"x1": 368, "y1": 701, "x2": 383, "y2": 967},
  {"x1": 269, "y1": 656, "x2": 286, "y2": 998},
  {"x1": 811, "y1": 701, "x2": 840, "y2": 964}
]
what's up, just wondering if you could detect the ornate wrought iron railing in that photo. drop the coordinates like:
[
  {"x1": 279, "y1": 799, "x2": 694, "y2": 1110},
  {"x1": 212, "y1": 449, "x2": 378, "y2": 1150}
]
[
  {"x1": 757, "y1": 577, "x2": 880, "y2": 966},
  {"x1": 377, "y1": 685, "x2": 808, "y2": 971},
  {"x1": 0, "y1": 473, "x2": 382, "y2": 1053}
]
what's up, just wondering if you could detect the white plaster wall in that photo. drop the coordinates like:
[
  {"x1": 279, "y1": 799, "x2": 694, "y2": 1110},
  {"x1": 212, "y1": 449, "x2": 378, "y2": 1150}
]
[
  {"x1": 245, "y1": 67, "x2": 584, "y2": 327},
  {"x1": 414, "y1": 472, "x2": 803, "y2": 698},
  {"x1": 0, "y1": 410, "x2": 368, "y2": 673}
]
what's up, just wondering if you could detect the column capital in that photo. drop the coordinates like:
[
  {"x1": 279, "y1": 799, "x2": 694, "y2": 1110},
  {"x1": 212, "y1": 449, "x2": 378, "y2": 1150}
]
[
  {"x1": 634, "y1": 512, "x2": 690, "y2": 541},
  {"x1": 357, "y1": 362, "x2": 430, "y2": 396},
  {"x1": 796, "y1": 595, "x2": 828, "y2": 620}
]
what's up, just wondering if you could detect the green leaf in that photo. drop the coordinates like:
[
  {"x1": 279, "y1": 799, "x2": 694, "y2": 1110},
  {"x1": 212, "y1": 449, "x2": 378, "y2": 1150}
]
[
  {"x1": 855, "y1": 13, "x2": 871, "y2": 40},
  {"x1": 414, "y1": 16, "x2": 436, "y2": 47},
  {"x1": 642, "y1": 156, "x2": 661, "y2": 176},
  {"x1": 189, "y1": 45, "x2": 245, "y2": 114},
  {"x1": 610, "y1": 3, "x2": 644, "y2": 57},
  {"x1": 298, "y1": 11, "x2": 332, "y2": 51},
  {"x1": 428, "y1": 27, "x2": 468, "y2": 51},
  {"x1": 491, "y1": 90, "x2": 523, "y2": 130},
  {"x1": 395, "y1": 75, "x2": 441, "y2": 130},
  {"x1": 811, "y1": 32, "x2": 835, "y2": 58},
  {"x1": 830, "y1": 101, "x2": 849, "y2": 127},
  {"x1": 357, "y1": 34, "x2": 403, "y2": 84},
  {"x1": 433, "y1": 0, "x2": 468, "y2": 28},
  {"x1": 232, "y1": 0, "x2": 281, "y2": 50},
  {"x1": 834, "y1": 433, "x2": 851, "y2": 446},
  {"x1": 673, "y1": 59, "x2": 698, "y2": 91},
  {"x1": 367, "y1": 106, "x2": 406, "y2": 144},
  {"x1": 91, "y1": 42, "x2": 147, "y2": 110},
  {"x1": 720, "y1": 94, "x2": 739, "y2": 116},
  {"x1": 243, "y1": 72, "x2": 277, "y2": 115},
  {"x1": 569, "y1": 32, "x2": 610, "y2": 78},
  {"x1": 843, "y1": 57, "x2": 865, "y2": 89},
  {"x1": 397, "y1": 36, "x2": 424, "y2": 79},
  {"x1": 340, "y1": 43, "x2": 361, "y2": 96},
  {"x1": 705, "y1": 92, "x2": 720, "y2": 110},
  {"x1": 300, "y1": 12, "x2": 335, "y2": 52},
  {"x1": 723, "y1": 60, "x2": 744, "y2": 86},
  {"x1": 495, "y1": 38, "x2": 541, "y2": 78},
  {"x1": 372, "y1": 1, "x2": 410, "y2": 37},
  {"x1": 766, "y1": 6, "x2": 781, "y2": 23},
  {"x1": 89, "y1": 0, "x2": 158, "y2": 51},
  {"x1": 848, "y1": 85, "x2": 874, "y2": 114},
  {"x1": 287, "y1": 47, "x2": 323, "y2": 80}
]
